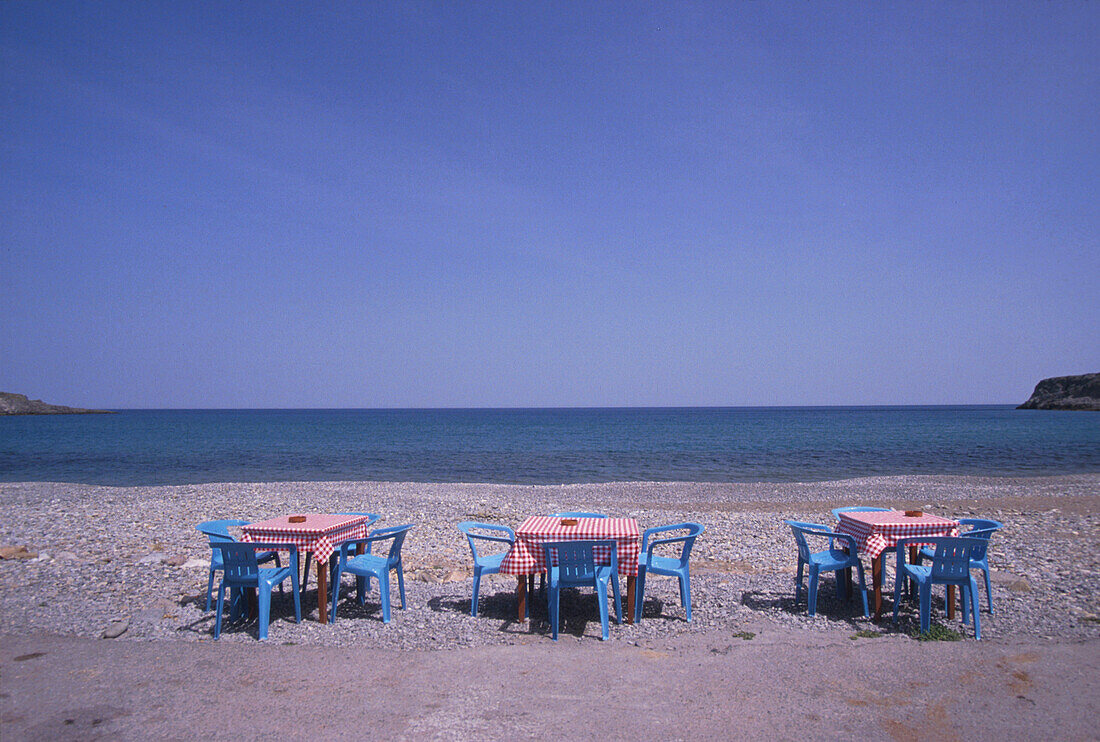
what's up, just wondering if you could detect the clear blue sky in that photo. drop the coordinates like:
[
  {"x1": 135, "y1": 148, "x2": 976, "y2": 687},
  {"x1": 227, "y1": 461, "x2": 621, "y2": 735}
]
[{"x1": 2, "y1": 2, "x2": 1097, "y2": 408}]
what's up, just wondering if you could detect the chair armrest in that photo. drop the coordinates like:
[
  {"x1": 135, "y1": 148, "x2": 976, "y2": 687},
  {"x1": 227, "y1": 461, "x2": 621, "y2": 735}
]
[
  {"x1": 468, "y1": 533, "x2": 515, "y2": 546},
  {"x1": 642, "y1": 534, "x2": 693, "y2": 562},
  {"x1": 893, "y1": 537, "x2": 930, "y2": 565},
  {"x1": 232, "y1": 542, "x2": 300, "y2": 571}
]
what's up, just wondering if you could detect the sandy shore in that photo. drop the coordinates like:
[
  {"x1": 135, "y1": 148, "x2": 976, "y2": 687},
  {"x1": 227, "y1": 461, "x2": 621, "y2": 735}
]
[{"x1": 1, "y1": 475, "x2": 1097, "y2": 738}]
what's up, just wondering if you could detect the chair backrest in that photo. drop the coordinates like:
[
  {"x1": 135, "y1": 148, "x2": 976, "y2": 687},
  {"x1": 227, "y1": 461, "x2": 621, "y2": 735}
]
[
  {"x1": 367, "y1": 524, "x2": 414, "y2": 566},
  {"x1": 784, "y1": 520, "x2": 831, "y2": 562},
  {"x1": 958, "y1": 518, "x2": 1002, "y2": 541},
  {"x1": 457, "y1": 521, "x2": 515, "y2": 561},
  {"x1": 211, "y1": 541, "x2": 262, "y2": 585},
  {"x1": 542, "y1": 540, "x2": 617, "y2": 584},
  {"x1": 641, "y1": 523, "x2": 704, "y2": 566},
  {"x1": 550, "y1": 512, "x2": 607, "y2": 519},
  {"x1": 831, "y1": 506, "x2": 890, "y2": 521},
  {"x1": 197, "y1": 519, "x2": 249, "y2": 545},
  {"x1": 927, "y1": 537, "x2": 987, "y2": 581},
  {"x1": 340, "y1": 512, "x2": 381, "y2": 526}
]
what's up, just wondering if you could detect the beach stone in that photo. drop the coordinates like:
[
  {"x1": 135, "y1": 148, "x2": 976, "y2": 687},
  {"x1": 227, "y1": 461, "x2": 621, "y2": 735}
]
[
  {"x1": 138, "y1": 552, "x2": 167, "y2": 565},
  {"x1": 163, "y1": 555, "x2": 187, "y2": 567},
  {"x1": 57, "y1": 551, "x2": 78, "y2": 561},
  {"x1": 181, "y1": 558, "x2": 208, "y2": 569},
  {"x1": 0, "y1": 545, "x2": 37, "y2": 560},
  {"x1": 101, "y1": 619, "x2": 130, "y2": 639}
]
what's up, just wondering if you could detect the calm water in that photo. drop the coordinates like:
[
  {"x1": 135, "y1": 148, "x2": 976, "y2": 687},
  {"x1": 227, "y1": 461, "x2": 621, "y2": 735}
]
[{"x1": 1, "y1": 406, "x2": 1097, "y2": 486}]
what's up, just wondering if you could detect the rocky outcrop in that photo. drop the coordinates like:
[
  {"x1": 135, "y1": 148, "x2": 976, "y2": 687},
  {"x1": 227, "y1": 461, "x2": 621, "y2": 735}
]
[
  {"x1": 1017, "y1": 374, "x2": 1100, "y2": 411},
  {"x1": 0, "y1": 392, "x2": 113, "y2": 415}
]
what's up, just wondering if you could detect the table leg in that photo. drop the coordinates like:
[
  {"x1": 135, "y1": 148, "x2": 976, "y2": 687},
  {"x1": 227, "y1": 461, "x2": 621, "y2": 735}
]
[
  {"x1": 947, "y1": 585, "x2": 956, "y2": 620},
  {"x1": 316, "y1": 558, "x2": 329, "y2": 624},
  {"x1": 908, "y1": 546, "x2": 919, "y2": 599},
  {"x1": 872, "y1": 555, "x2": 883, "y2": 621},
  {"x1": 625, "y1": 575, "x2": 636, "y2": 625},
  {"x1": 517, "y1": 575, "x2": 527, "y2": 622}
]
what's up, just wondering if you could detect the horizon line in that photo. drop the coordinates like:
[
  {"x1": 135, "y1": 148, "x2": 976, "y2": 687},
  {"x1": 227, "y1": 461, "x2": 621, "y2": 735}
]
[{"x1": 93, "y1": 403, "x2": 1025, "y2": 411}]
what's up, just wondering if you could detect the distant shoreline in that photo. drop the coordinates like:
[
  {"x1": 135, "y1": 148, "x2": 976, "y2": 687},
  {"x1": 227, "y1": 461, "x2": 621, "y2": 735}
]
[{"x1": 0, "y1": 392, "x2": 112, "y2": 416}]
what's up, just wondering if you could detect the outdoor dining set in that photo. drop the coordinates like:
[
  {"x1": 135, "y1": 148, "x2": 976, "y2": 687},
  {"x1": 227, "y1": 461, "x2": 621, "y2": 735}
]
[
  {"x1": 785, "y1": 507, "x2": 1002, "y2": 639},
  {"x1": 195, "y1": 505, "x2": 999, "y2": 642}
]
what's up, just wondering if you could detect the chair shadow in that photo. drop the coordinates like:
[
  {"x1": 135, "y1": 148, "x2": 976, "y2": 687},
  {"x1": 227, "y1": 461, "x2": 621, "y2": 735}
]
[
  {"x1": 426, "y1": 587, "x2": 622, "y2": 640},
  {"x1": 740, "y1": 584, "x2": 882, "y2": 628},
  {"x1": 176, "y1": 586, "x2": 309, "y2": 639}
]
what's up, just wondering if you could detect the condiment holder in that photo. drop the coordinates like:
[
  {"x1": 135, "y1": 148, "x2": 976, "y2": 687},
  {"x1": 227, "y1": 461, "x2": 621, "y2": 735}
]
[
  {"x1": 904, "y1": 510, "x2": 923, "y2": 518},
  {"x1": 559, "y1": 518, "x2": 578, "y2": 526},
  {"x1": 289, "y1": 515, "x2": 307, "y2": 523}
]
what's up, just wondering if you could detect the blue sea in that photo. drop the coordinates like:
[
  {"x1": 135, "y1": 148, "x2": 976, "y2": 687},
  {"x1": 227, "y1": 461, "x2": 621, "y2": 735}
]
[{"x1": 1, "y1": 406, "x2": 1097, "y2": 486}]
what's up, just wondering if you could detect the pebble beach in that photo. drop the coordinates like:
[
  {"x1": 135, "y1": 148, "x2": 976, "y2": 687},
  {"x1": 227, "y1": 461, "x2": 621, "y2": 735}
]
[{"x1": 1, "y1": 474, "x2": 1097, "y2": 648}]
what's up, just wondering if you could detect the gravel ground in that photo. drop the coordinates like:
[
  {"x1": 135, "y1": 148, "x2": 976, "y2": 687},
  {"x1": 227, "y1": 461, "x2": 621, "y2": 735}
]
[{"x1": 1, "y1": 475, "x2": 1097, "y2": 647}]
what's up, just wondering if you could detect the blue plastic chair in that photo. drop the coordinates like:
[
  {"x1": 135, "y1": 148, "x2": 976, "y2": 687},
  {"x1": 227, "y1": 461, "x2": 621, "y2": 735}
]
[
  {"x1": 893, "y1": 536, "x2": 984, "y2": 639},
  {"x1": 634, "y1": 522, "x2": 704, "y2": 623},
  {"x1": 328, "y1": 524, "x2": 414, "y2": 624},
  {"x1": 831, "y1": 505, "x2": 891, "y2": 521},
  {"x1": 539, "y1": 513, "x2": 608, "y2": 593},
  {"x1": 917, "y1": 518, "x2": 1002, "y2": 613},
  {"x1": 784, "y1": 520, "x2": 869, "y2": 618},
  {"x1": 831, "y1": 507, "x2": 891, "y2": 588},
  {"x1": 542, "y1": 540, "x2": 622, "y2": 641},
  {"x1": 457, "y1": 521, "x2": 515, "y2": 617},
  {"x1": 211, "y1": 541, "x2": 300, "y2": 640},
  {"x1": 299, "y1": 513, "x2": 382, "y2": 595},
  {"x1": 197, "y1": 520, "x2": 281, "y2": 612}
]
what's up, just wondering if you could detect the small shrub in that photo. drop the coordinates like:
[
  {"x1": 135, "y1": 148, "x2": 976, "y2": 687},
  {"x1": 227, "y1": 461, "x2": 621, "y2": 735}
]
[
  {"x1": 849, "y1": 629, "x2": 883, "y2": 640},
  {"x1": 909, "y1": 624, "x2": 963, "y2": 641},
  {"x1": 732, "y1": 631, "x2": 755, "y2": 640}
]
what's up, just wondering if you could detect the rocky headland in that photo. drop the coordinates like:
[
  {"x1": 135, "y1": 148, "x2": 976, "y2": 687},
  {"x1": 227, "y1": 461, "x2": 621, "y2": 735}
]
[
  {"x1": 0, "y1": 392, "x2": 112, "y2": 415},
  {"x1": 1017, "y1": 373, "x2": 1100, "y2": 410}
]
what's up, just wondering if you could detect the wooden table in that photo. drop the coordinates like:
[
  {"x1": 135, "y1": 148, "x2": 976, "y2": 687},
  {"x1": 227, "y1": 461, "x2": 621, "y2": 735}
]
[
  {"x1": 241, "y1": 514, "x2": 372, "y2": 623},
  {"x1": 835, "y1": 510, "x2": 960, "y2": 621},
  {"x1": 499, "y1": 516, "x2": 642, "y2": 625}
]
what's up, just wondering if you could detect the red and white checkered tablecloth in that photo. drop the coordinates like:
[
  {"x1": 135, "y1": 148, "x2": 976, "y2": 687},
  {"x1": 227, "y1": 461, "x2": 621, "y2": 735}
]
[
  {"x1": 240, "y1": 514, "x2": 371, "y2": 563},
  {"x1": 835, "y1": 511, "x2": 959, "y2": 559},
  {"x1": 499, "y1": 516, "x2": 641, "y2": 577}
]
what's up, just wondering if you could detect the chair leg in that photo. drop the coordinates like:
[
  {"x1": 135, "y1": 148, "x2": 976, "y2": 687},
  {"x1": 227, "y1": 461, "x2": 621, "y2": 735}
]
[
  {"x1": 680, "y1": 571, "x2": 692, "y2": 622},
  {"x1": 356, "y1": 575, "x2": 366, "y2": 606},
  {"x1": 596, "y1": 580, "x2": 610, "y2": 641},
  {"x1": 329, "y1": 566, "x2": 343, "y2": 624},
  {"x1": 611, "y1": 573, "x2": 622, "y2": 624},
  {"x1": 274, "y1": 553, "x2": 284, "y2": 597},
  {"x1": 853, "y1": 562, "x2": 869, "y2": 618},
  {"x1": 257, "y1": 586, "x2": 271, "y2": 640},
  {"x1": 807, "y1": 567, "x2": 820, "y2": 617},
  {"x1": 290, "y1": 570, "x2": 301, "y2": 623},
  {"x1": 969, "y1": 578, "x2": 982, "y2": 640},
  {"x1": 633, "y1": 570, "x2": 646, "y2": 623},
  {"x1": 470, "y1": 569, "x2": 481, "y2": 617},
  {"x1": 794, "y1": 560, "x2": 804, "y2": 604},
  {"x1": 892, "y1": 570, "x2": 904, "y2": 623},
  {"x1": 205, "y1": 569, "x2": 216, "y2": 612},
  {"x1": 396, "y1": 564, "x2": 407, "y2": 610},
  {"x1": 918, "y1": 584, "x2": 932, "y2": 635},
  {"x1": 982, "y1": 566, "x2": 993, "y2": 614},
  {"x1": 214, "y1": 582, "x2": 226, "y2": 639},
  {"x1": 549, "y1": 586, "x2": 559, "y2": 640},
  {"x1": 379, "y1": 572, "x2": 392, "y2": 623}
]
